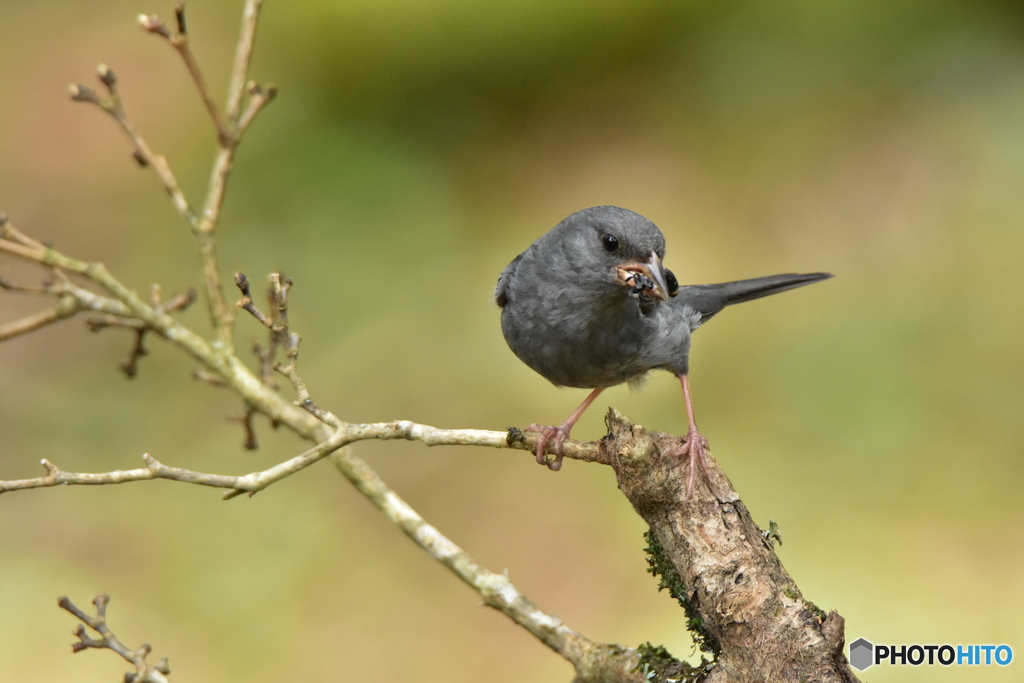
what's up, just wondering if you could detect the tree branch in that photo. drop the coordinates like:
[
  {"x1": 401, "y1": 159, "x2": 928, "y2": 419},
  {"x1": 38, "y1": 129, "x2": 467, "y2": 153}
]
[
  {"x1": 59, "y1": 594, "x2": 171, "y2": 683},
  {"x1": 69, "y1": 66, "x2": 199, "y2": 227},
  {"x1": 192, "y1": 0, "x2": 271, "y2": 347},
  {"x1": 0, "y1": 234, "x2": 326, "y2": 441},
  {"x1": 140, "y1": 5, "x2": 228, "y2": 141},
  {"x1": 602, "y1": 410, "x2": 859, "y2": 682},
  {"x1": 0, "y1": 422, "x2": 602, "y2": 497},
  {"x1": 0, "y1": 294, "x2": 79, "y2": 341},
  {"x1": 224, "y1": 0, "x2": 264, "y2": 124}
]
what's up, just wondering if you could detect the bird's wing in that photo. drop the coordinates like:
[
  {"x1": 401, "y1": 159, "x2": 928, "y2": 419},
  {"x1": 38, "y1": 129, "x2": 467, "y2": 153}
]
[{"x1": 495, "y1": 253, "x2": 525, "y2": 307}]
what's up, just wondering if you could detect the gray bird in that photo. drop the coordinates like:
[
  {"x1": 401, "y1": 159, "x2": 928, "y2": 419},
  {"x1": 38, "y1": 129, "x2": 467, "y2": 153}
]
[{"x1": 496, "y1": 205, "x2": 830, "y2": 499}]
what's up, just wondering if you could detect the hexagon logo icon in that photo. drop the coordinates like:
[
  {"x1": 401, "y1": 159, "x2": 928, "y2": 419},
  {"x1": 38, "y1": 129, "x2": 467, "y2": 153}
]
[{"x1": 850, "y1": 638, "x2": 874, "y2": 671}]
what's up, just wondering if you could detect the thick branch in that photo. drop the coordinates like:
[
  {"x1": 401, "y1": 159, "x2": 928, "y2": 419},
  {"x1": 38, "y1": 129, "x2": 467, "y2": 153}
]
[{"x1": 601, "y1": 410, "x2": 860, "y2": 683}]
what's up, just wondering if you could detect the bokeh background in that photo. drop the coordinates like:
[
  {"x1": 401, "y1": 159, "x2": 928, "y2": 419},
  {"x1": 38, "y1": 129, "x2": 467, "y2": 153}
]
[{"x1": 2, "y1": 1, "x2": 1023, "y2": 681}]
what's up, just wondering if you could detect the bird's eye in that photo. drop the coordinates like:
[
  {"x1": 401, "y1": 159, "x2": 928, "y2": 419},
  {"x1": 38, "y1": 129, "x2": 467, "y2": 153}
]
[
  {"x1": 601, "y1": 234, "x2": 619, "y2": 252},
  {"x1": 665, "y1": 269, "x2": 679, "y2": 297}
]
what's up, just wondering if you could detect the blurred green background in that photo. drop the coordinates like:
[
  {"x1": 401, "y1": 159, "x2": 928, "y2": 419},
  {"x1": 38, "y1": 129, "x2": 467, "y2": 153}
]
[{"x1": 2, "y1": 1, "x2": 1023, "y2": 681}]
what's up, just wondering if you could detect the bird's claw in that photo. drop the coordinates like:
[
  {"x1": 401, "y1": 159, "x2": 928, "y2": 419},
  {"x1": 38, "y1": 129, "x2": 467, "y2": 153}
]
[
  {"x1": 526, "y1": 423, "x2": 570, "y2": 471},
  {"x1": 681, "y1": 425, "x2": 710, "y2": 502},
  {"x1": 661, "y1": 425, "x2": 712, "y2": 502}
]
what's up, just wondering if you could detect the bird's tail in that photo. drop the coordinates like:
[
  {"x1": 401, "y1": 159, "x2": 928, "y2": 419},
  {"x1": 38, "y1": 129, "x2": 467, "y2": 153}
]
[{"x1": 678, "y1": 272, "x2": 832, "y2": 321}]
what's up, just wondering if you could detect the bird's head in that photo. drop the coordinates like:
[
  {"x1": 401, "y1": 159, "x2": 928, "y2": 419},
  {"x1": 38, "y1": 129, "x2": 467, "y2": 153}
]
[{"x1": 550, "y1": 206, "x2": 678, "y2": 303}]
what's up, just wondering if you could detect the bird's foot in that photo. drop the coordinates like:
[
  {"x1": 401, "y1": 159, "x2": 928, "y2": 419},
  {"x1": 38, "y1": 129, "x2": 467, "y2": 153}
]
[
  {"x1": 526, "y1": 423, "x2": 570, "y2": 471},
  {"x1": 661, "y1": 425, "x2": 712, "y2": 502}
]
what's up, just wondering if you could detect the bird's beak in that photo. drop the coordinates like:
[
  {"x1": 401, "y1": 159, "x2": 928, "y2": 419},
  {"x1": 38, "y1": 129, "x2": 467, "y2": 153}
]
[{"x1": 616, "y1": 252, "x2": 670, "y2": 301}]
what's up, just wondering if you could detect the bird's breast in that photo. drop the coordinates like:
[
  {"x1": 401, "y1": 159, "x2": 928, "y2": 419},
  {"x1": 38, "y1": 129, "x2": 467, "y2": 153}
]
[{"x1": 501, "y1": 289, "x2": 668, "y2": 388}]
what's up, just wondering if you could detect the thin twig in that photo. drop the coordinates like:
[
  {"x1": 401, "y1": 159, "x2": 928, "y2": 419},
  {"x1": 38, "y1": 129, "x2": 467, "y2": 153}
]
[
  {"x1": 0, "y1": 295, "x2": 79, "y2": 341},
  {"x1": 234, "y1": 272, "x2": 272, "y2": 327},
  {"x1": 225, "y1": 0, "x2": 264, "y2": 124},
  {"x1": 86, "y1": 314, "x2": 146, "y2": 332},
  {"x1": 139, "y1": 6, "x2": 226, "y2": 141},
  {"x1": 172, "y1": 10, "x2": 228, "y2": 141},
  {"x1": 70, "y1": 66, "x2": 199, "y2": 227},
  {"x1": 59, "y1": 595, "x2": 170, "y2": 683},
  {"x1": 0, "y1": 235, "x2": 327, "y2": 442},
  {"x1": 0, "y1": 428, "x2": 349, "y2": 499},
  {"x1": 237, "y1": 81, "x2": 278, "y2": 135},
  {"x1": 0, "y1": 420, "x2": 604, "y2": 497},
  {"x1": 0, "y1": 245, "x2": 140, "y2": 341},
  {"x1": 193, "y1": 368, "x2": 229, "y2": 387},
  {"x1": 228, "y1": 404, "x2": 260, "y2": 450},
  {"x1": 84, "y1": 286, "x2": 195, "y2": 378},
  {"x1": 235, "y1": 272, "x2": 341, "y2": 426},
  {"x1": 0, "y1": 213, "x2": 45, "y2": 248},
  {"x1": 120, "y1": 328, "x2": 149, "y2": 378},
  {"x1": 191, "y1": 0, "x2": 272, "y2": 347},
  {"x1": 0, "y1": 275, "x2": 51, "y2": 294}
]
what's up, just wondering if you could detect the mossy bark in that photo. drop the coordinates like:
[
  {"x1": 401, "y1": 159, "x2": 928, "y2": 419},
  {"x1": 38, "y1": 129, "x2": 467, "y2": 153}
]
[{"x1": 601, "y1": 409, "x2": 860, "y2": 683}]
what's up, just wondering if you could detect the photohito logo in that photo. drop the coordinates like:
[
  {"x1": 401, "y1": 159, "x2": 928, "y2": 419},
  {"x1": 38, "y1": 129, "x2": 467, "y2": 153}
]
[{"x1": 850, "y1": 638, "x2": 1013, "y2": 671}]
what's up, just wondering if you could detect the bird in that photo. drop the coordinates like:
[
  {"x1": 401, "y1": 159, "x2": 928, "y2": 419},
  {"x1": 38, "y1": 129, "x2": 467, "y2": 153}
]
[{"x1": 495, "y1": 205, "x2": 830, "y2": 500}]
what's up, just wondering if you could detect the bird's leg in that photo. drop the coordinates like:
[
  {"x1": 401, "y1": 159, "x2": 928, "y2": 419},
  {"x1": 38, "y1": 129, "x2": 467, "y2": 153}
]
[
  {"x1": 527, "y1": 387, "x2": 605, "y2": 471},
  {"x1": 661, "y1": 373, "x2": 712, "y2": 501}
]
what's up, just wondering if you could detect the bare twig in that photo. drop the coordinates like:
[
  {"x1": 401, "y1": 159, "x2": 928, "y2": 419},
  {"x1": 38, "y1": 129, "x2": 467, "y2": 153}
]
[
  {"x1": 192, "y1": 368, "x2": 229, "y2": 387},
  {"x1": 0, "y1": 437, "x2": 340, "y2": 499},
  {"x1": 121, "y1": 328, "x2": 149, "y2": 377},
  {"x1": 228, "y1": 404, "x2": 260, "y2": 450},
  {"x1": 0, "y1": 294, "x2": 79, "y2": 341},
  {"x1": 236, "y1": 271, "x2": 338, "y2": 427},
  {"x1": 59, "y1": 594, "x2": 170, "y2": 683},
  {"x1": 139, "y1": 5, "x2": 227, "y2": 141},
  {"x1": 0, "y1": 234, "x2": 327, "y2": 442},
  {"x1": 0, "y1": 421, "x2": 603, "y2": 498},
  {"x1": 237, "y1": 81, "x2": 278, "y2": 135},
  {"x1": 1, "y1": 243, "x2": 138, "y2": 341},
  {"x1": 85, "y1": 314, "x2": 145, "y2": 333},
  {"x1": 82, "y1": 3, "x2": 274, "y2": 349},
  {"x1": 252, "y1": 339, "x2": 279, "y2": 388},
  {"x1": 84, "y1": 286, "x2": 195, "y2": 377},
  {"x1": 234, "y1": 271, "x2": 272, "y2": 327},
  {"x1": 193, "y1": 0, "x2": 272, "y2": 346},
  {"x1": 0, "y1": 274, "x2": 50, "y2": 294},
  {"x1": 0, "y1": 213, "x2": 45, "y2": 248},
  {"x1": 70, "y1": 65, "x2": 199, "y2": 227},
  {"x1": 225, "y1": 0, "x2": 265, "y2": 124}
]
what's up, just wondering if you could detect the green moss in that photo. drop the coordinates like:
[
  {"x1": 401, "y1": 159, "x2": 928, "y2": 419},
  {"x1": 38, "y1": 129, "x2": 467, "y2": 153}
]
[
  {"x1": 635, "y1": 642, "x2": 715, "y2": 682},
  {"x1": 806, "y1": 600, "x2": 828, "y2": 621},
  {"x1": 505, "y1": 426, "x2": 525, "y2": 447},
  {"x1": 762, "y1": 519, "x2": 783, "y2": 548},
  {"x1": 642, "y1": 528, "x2": 721, "y2": 666}
]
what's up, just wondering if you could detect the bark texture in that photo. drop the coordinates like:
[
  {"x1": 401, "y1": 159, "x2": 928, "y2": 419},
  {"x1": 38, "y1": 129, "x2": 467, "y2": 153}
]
[{"x1": 599, "y1": 409, "x2": 860, "y2": 683}]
